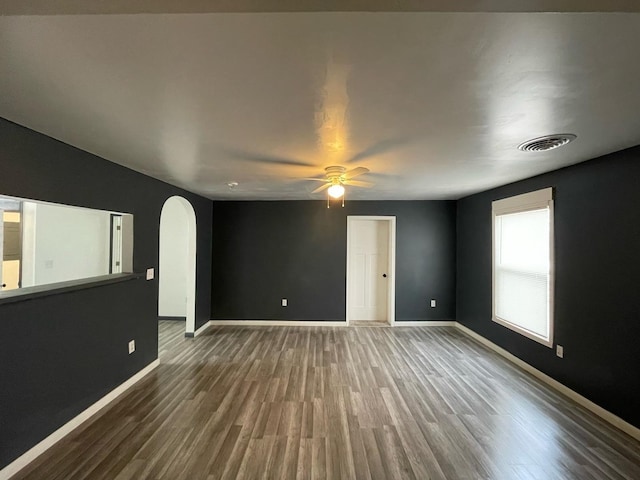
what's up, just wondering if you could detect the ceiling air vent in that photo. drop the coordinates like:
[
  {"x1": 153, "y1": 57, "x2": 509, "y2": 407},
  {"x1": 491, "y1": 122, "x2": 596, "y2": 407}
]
[{"x1": 518, "y1": 134, "x2": 576, "y2": 152}]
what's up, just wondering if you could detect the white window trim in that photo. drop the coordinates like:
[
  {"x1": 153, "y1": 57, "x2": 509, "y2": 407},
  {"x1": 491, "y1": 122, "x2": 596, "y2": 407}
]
[{"x1": 492, "y1": 187, "x2": 555, "y2": 348}]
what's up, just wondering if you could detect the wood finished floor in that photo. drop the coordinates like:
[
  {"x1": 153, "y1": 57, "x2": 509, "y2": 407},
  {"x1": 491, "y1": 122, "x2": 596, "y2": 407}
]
[{"x1": 14, "y1": 321, "x2": 640, "y2": 480}]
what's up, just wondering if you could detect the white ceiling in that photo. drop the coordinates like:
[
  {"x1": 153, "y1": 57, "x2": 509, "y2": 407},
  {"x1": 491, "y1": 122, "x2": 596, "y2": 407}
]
[{"x1": 2, "y1": 7, "x2": 640, "y2": 200}]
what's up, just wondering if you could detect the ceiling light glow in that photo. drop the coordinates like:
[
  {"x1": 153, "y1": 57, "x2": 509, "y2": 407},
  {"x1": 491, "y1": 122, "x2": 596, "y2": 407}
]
[{"x1": 328, "y1": 184, "x2": 345, "y2": 198}]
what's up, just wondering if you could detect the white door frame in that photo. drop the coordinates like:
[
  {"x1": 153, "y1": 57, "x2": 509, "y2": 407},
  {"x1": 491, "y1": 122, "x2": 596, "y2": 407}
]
[
  {"x1": 0, "y1": 209, "x2": 4, "y2": 289},
  {"x1": 158, "y1": 196, "x2": 197, "y2": 336},
  {"x1": 346, "y1": 215, "x2": 396, "y2": 326}
]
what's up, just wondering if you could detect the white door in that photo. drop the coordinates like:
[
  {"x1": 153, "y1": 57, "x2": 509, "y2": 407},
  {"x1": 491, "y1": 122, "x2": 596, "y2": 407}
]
[
  {"x1": 0, "y1": 209, "x2": 3, "y2": 290},
  {"x1": 2, "y1": 211, "x2": 22, "y2": 290},
  {"x1": 348, "y1": 218, "x2": 391, "y2": 322},
  {"x1": 111, "y1": 215, "x2": 123, "y2": 274}
]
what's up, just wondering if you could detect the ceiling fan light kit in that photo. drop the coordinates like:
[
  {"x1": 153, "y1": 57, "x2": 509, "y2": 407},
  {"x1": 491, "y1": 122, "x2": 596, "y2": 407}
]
[
  {"x1": 310, "y1": 165, "x2": 373, "y2": 208},
  {"x1": 328, "y1": 184, "x2": 345, "y2": 198},
  {"x1": 327, "y1": 192, "x2": 345, "y2": 208}
]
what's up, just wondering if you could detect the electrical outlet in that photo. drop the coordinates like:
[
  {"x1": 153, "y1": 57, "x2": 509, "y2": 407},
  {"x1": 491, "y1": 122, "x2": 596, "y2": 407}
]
[
  {"x1": 146, "y1": 268, "x2": 154, "y2": 280},
  {"x1": 556, "y1": 345, "x2": 564, "y2": 358},
  {"x1": 128, "y1": 340, "x2": 135, "y2": 354},
  {"x1": 282, "y1": 298, "x2": 288, "y2": 307},
  {"x1": 430, "y1": 299, "x2": 436, "y2": 308}
]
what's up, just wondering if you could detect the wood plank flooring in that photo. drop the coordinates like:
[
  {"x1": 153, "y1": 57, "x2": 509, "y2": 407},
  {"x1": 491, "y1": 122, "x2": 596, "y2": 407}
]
[{"x1": 14, "y1": 322, "x2": 640, "y2": 479}]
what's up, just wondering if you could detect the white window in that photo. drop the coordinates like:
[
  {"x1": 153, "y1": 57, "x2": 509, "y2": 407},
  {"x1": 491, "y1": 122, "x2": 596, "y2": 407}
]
[{"x1": 492, "y1": 187, "x2": 554, "y2": 347}]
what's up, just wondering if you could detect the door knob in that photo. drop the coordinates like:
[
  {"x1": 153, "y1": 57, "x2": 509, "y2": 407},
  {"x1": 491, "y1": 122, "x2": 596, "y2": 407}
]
[{"x1": 382, "y1": 274, "x2": 387, "y2": 278}]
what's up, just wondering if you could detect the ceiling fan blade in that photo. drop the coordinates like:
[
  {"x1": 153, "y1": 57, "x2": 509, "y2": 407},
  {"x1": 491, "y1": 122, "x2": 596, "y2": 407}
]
[
  {"x1": 220, "y1": 147, "x2": 315, "y2": 167},
  {"x1": 343, "y1": 167, "x2": 370, "y2": 179},
  {"x1": 343, "y1": 180, "x2": 374, "y2": 188},
  {"x1": 311, "y1": 183, "x2": 331, "y2": 194},
  {"x1": 300, "y1": 177, "x2": 328, "y2": 182},
  {"x1": 347, "y1": 137, "x2": 411, "y2": 163}
]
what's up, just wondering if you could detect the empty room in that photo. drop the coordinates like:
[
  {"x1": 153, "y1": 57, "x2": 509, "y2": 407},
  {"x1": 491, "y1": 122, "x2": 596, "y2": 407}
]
[{"x1": 1, "y1": 2, "x2": 639, "y2": 479}]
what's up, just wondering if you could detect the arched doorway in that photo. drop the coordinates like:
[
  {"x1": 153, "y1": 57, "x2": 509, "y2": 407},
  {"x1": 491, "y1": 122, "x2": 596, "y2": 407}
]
[{"x1": 158, "y1": 196, "x2": 197, "y2": 336}]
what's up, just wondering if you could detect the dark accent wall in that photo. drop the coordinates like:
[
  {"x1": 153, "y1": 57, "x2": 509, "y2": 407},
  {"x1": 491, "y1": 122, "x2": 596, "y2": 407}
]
[
  {"x1": 0, "y1": 118, "x2": 213, "y2": 468},
  {"x1": 457, "y1": 146, "x2": 640, "y2": 429},
  {"x1": 212, "y1": 200, "x2": 456, "y2": 321}
]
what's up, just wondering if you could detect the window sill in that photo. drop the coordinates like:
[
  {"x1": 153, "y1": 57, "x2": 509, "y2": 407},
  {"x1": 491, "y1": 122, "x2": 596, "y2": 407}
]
[
  {"x1": 0, "y1": 273, "x2": 145, "y2": 306},
  {"x1": 492, "y1": 316, "x2": 553, "y2": 348}
]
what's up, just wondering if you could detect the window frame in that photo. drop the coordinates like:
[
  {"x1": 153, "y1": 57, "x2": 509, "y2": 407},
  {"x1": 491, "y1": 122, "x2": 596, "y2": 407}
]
[{"x1": 492, "y1": 187, "x2": 554, "y2": 348}]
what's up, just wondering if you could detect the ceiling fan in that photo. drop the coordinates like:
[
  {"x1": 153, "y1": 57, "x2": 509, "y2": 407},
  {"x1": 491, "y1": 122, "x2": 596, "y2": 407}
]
[
  {"x1": 204, "y1": 138, "x2": 409, "y2": 198},
  {"x1": 308, "y1": 166, "x2": 374, "y2": 201}
]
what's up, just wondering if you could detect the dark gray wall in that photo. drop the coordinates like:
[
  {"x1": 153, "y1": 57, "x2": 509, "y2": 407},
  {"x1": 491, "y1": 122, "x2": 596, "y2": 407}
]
[
  {"x1": 457, "y1": 146, "x2": 640, "y2": 429},
  {"x1": 0, "y1": 118, "x2": 213, "y2": 468},
  {"x1": 212, "y1": 200, "x2": 456, "y2": 321}
]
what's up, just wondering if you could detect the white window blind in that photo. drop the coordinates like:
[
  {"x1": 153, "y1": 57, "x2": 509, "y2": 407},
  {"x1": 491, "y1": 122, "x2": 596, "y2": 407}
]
[{"x1": 492, "y1": 188, "x2": 554, "y2": 347}]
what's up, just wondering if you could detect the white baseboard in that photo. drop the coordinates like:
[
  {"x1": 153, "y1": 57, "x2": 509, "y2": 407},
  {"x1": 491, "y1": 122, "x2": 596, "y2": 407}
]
[
  {"x1": 0, "y1": 360, "x2": 159, "y2": 480},
  {"x1": 194, "y1": 321, "x2": 212, "y2": 337},
  {"x1": 209, "y1": 320, "x2": 348, "y2": 327},
  {"x1": 208, "y1": 320, "x2": 456, "y2": 327},
  {"x1": 394, "y1": 321, "x2": 456, "y2": 327},
  {"x1": 454, "y1": 322, "x2": 640, "y2": 442}
]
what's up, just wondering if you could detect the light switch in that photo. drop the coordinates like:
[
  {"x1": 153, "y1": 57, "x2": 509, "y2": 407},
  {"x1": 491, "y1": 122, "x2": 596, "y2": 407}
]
[{"x1": 146, "y1": 268, "x2": 154, "y2": 280}]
